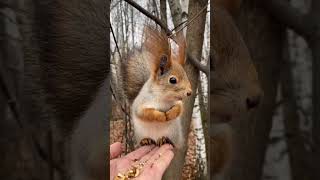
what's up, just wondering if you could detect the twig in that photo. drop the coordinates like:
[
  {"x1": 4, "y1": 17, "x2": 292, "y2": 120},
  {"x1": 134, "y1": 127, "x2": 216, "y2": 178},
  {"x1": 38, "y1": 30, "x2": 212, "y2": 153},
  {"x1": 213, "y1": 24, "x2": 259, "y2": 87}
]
[
  {"x1": 109, "y1": 85, "x2": 130, "y2": 118},
  {"x1": 169, "y1": 4, "x2": 208, "y2": 38},
  {"x1": 188, "y1": 54, "x2": 209, "y2": 76},
  {"x1": 110, "y1": 22, "x2": 122, "y2": 59},
  {"x1": 123, "y1": 0, "x2": 172, "y2": 36}
]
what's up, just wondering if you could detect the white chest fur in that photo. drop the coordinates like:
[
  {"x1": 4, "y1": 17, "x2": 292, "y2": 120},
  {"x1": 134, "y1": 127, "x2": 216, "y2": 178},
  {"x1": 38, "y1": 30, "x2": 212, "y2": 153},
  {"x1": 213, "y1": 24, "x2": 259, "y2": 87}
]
[
  {"x1": 131, "y1": 80, "x2": 184, "y2": 149},
  {"x1": 132, "y1": 114, "x2": 184, "y2": 149}
]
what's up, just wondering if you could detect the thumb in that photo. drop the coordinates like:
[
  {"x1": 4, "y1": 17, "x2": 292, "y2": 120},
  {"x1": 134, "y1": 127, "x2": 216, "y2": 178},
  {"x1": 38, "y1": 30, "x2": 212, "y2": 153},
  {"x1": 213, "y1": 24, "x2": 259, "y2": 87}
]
[{"x1": 110, "y1": 142, "x2": 122, "y2": 159}]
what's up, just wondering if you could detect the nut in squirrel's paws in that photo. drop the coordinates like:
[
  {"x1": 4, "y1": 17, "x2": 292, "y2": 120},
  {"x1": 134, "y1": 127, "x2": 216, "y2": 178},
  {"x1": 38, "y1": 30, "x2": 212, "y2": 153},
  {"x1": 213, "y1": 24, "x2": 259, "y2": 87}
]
[
  {"x1": 165, "y1": 104, "x2": 182, "y2": 121},
  {"x1": 156, "y1": 136, "x2": 175, "y2": 147},
  {"x1": 140, "y1": 138, "x2": 156, "y2": 146}
]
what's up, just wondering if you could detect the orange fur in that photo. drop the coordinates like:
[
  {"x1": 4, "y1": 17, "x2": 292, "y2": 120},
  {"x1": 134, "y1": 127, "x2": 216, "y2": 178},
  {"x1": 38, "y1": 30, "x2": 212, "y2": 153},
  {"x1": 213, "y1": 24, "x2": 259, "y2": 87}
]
[
  {"x1": 143, "y1": 26, "x2": 171, "y2": 78},
  {"x1": 124, "y1": 27, "x2": 190, "y2": 102},
  {"x1": 165, "y1": 103, "x2": 183, "y2": 121},
  {"x1": 137, "y1": 108, "x2": 167, "y2": 122}
]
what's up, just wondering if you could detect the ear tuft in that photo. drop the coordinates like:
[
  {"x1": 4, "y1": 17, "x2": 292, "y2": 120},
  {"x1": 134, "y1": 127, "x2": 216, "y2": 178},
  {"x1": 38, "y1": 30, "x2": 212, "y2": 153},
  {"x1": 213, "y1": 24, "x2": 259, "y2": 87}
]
[
  {"x1": 142, "y1": 25, "x2": 171, "y2": 77},
  {"x1": 172, "y1": 33, "x2": 186, "y2": 65}
]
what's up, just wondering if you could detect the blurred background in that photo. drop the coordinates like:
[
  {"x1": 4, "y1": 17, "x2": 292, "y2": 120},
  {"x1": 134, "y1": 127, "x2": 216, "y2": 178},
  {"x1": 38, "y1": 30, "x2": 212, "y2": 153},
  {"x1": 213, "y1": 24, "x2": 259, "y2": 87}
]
[{"x1": 223, "y1": 0, "x2": 318, "y2": 180}]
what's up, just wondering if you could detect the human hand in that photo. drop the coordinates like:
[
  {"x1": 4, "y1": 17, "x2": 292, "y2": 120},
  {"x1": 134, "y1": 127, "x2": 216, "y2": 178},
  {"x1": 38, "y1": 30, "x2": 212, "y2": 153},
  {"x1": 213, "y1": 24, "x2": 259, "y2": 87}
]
[{"x1": 110, "y1": 142, "x2": 174, "y2": 180}]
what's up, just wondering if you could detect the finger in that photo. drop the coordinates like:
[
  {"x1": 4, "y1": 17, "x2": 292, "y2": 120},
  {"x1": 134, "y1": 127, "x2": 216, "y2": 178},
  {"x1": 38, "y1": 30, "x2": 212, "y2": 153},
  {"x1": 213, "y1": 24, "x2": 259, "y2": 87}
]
[
  {"x1": 115, "y1": 145, "x2": 157, "y2": 174},
  {"x1": 151, "y1": 150, "x2": 174, "y2": 173},
  {"x1": 145, "y1": 144, "x2": 173, "y2": 165},
  {"x1": 139, "y1": 150, "x2": 174, "y2": 180},
  {"x1": 110, "y1": 142, "x2": 122, "y2": 159},
  {"x1": 125, "y1": 145, "x2": 155, "y2": 161},
  {"x1": 135, "y1": 146, "x2": 159, "y2": 164}
]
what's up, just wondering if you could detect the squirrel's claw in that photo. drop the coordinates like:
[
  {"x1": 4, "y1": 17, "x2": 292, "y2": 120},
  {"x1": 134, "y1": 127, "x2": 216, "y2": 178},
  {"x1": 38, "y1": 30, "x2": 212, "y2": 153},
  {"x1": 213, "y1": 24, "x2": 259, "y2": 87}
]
[
  {"x1": 157, "y1": 136, "x2": 175, "y2": 147},
  {"x1": 140, "y1": 138, "x2": 156, "y2": 146}
]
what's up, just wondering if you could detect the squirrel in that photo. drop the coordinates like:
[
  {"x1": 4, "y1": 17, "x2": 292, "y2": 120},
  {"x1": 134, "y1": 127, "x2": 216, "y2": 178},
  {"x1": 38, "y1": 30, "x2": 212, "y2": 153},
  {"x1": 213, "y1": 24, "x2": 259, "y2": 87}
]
[
  {"x1": 20, "y1": 0, "x2": 109, "y2": 179},
  {"x1": 123, "y1": 26, "x2": 192, "y2": 149},
  {"x1": 211, "y1": 0, "x2": 263, "y2": 178}
]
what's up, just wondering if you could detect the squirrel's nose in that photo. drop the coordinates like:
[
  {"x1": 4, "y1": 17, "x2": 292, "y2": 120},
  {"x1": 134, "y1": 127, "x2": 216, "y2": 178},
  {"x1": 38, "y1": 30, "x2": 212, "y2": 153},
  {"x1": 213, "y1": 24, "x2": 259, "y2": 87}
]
[
  {"x1": 186, "y1": 89, "x2": 192, "y2": 97},
  {"x1": 246, "y1": 95, "x2": 261, "y2": 110}
]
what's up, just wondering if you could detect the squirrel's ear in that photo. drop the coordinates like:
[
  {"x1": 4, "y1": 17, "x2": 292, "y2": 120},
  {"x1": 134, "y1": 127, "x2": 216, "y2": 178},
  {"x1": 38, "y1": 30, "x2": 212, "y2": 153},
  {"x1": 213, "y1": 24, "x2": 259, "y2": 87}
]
[{"x1": 151, "y1": 54, "x2": 171, "y2": 77}]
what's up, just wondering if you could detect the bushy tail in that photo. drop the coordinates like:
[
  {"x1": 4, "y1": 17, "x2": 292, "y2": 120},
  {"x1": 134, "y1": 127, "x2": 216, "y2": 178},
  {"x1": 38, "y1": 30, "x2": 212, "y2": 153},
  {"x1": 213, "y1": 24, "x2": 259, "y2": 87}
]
[
  {"x1": 23, "y1": 0, "x2": 109, "y2": 134},
  {"x1": 121, "y1": 26, "x2": 170, "y2": 103}
]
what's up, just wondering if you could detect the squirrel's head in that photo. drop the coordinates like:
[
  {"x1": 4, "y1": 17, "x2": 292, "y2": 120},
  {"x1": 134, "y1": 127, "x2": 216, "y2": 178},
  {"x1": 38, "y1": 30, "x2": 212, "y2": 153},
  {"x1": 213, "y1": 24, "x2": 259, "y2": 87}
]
[
  {"x1": 142, "y1": 26, "x2": 192, "y2": 102},
  {"x1": 212, "y1": 4, "x2": 263, "y2": 123}
]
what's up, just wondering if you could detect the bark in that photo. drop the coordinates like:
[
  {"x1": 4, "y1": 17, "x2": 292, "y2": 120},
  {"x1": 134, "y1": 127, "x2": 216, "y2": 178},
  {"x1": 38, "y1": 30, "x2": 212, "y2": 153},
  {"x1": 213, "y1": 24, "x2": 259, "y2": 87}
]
[
  {"x1": 225, "y1": 0, "x2": 284, "y2": 179},
  {"x1": 198, "y1": 77, "x2": 209, "y2": 157},
  {"x1": 281, "y1": 36, "x2": 312, "y2": 180},
  {"x1": 168, "y1": 0, "x2": 183, "y2": 28},
  {"x1": 160, "y1": 0, "x2": 167, "y2": 26}
]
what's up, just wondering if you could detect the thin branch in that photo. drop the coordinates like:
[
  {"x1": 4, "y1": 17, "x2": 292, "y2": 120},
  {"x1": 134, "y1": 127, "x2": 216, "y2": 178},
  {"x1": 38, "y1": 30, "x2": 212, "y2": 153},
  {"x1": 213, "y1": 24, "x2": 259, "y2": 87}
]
[
  {"x1": 110, "y1": 22, "x2": 122, "y2": 59},
  {"x1": 188, "y1": 54, "x2": 209, "y2": 76},
  {"x1": 109, "y1": 85, "x2": 130, "y2": 118},
  {"x1": 169, "y1": 4, "x2": 208, "y2": 38},
  {"x1": 123, "y1": 0, "x2": 172, "y2": 36},
  {"x1": 262, "y1": 0, "x2": 312, "y2": 39}
]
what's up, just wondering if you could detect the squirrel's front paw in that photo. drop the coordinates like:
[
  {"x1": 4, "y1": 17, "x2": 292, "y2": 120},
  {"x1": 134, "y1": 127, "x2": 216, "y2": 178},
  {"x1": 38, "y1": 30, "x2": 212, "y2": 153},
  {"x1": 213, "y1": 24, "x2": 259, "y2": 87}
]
[
  {"x1": 165, "y1": 104, "x2": 182, "y2": 121},
  {"x1": 140, "y1": 108, "x2": 167, "y2": 122},
  {"x1": 154, "y1": 111, "x2": 167, "y2": 122},
  {"x1": 140, "y1": 138, "x2": 156, "y2": 146},
  {"x1": 157, "y1": 136, "x2": 175, "y2": 147}
]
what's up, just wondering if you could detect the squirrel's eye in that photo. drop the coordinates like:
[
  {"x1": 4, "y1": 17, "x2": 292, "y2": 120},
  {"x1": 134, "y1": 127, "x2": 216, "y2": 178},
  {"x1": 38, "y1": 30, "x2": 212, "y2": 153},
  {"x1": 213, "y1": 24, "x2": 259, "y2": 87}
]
[{"x1": 169, "y1": 77, "x2": 177, "y2": 84}]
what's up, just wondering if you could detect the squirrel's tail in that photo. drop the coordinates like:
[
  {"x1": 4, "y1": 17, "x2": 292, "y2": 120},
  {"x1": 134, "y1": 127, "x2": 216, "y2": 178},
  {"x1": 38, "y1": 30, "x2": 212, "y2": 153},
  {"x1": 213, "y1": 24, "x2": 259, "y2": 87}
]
[
  {"x1": 121, "y1": 26, "x2": 171, "y2": 103},
  {"x1": 121, "y1": 49, "x2": 150, "y2": 103}
]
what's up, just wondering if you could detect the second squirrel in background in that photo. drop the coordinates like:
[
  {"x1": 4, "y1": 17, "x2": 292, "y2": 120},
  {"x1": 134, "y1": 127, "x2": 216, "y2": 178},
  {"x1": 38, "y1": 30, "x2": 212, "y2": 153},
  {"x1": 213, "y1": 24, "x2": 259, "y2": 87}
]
[{"x1": 123, "y1": 26, "x2": 192, "y2": 149}]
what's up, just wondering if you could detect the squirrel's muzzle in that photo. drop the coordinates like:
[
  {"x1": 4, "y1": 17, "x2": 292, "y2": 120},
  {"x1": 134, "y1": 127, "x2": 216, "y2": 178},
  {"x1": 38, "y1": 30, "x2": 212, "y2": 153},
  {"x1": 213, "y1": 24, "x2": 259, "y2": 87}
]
[{"x1": 185, "y1": 88, "x2": 192, "y2": 97}]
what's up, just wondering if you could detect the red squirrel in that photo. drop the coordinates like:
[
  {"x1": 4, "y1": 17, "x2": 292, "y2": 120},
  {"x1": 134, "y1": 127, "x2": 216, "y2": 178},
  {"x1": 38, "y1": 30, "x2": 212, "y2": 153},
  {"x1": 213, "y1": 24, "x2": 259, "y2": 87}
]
[
  {"x1": 123, "y1": 26, "x2": 191, "y2": 148},
  {"x1": 211, "y1": 0, "x2": 263, "y2": 177}
]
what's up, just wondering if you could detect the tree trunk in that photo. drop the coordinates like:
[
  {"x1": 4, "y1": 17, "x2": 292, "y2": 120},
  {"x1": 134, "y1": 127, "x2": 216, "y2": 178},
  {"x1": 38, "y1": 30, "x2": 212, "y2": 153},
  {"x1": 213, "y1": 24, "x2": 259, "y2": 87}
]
[
  {"x1": 225, "y1": 0, "x2": 284, "y2": 179},
  {"x1": 198, "y1": 77, "x2": 209, "y2": 155},
  {"x1": 281, "y1": 34, "x2": 312, "y2": 180},
  {"x1": 168, "y1": 0, "x2": 183, "y2": 27},
  {"x1": 160, "y1": 0, "x2": 167, "y2": 26},
  {"x1": 165, "y1": 0, "x2": 208, "y2": 179}
]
